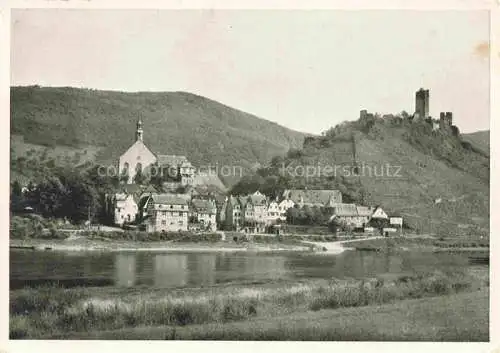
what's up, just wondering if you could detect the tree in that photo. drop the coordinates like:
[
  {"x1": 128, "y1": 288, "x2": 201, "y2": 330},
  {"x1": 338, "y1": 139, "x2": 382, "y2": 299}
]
[
  {"x1": 286, "y1": 148, "x2": 303, "y2": 159},
  {"x1": 11, "y1": 180, "x2": 22, "y2": 198},
  {"x1": 369, "y1": 218, "x2": 390, "y2": 234},
  {"x1": 59, "y1": 171, "x2": 100, "y2": 224},
  {"x1": 30, "y1": 177, "x2": 67, "y2": 218},
  {"x1": 302, "y1": 205, "x2": 314, "y2": 225},
  {"x1": 10, "y1": 180, "x2": 24, "y2": 212},
  {"x1": 328, "y1": 218, "x2": 339, "y2": 233}
]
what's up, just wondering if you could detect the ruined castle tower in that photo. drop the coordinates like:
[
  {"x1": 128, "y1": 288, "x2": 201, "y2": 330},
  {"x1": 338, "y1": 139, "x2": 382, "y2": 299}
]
[
  {"x1": 415, "y1": 88, "x2": 430, "y2": 119},
  {"x1": 439, "y1": 112, "x2": 453, "y2": 130}
]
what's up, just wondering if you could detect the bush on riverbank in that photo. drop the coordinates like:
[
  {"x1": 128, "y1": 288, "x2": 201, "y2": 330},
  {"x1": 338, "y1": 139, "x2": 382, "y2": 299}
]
[
  {"x1": 83, "y1": 231, "x2": 223, "y2": 243},
  {"x1": 282, "y1": 225, "x2": 332, "y2": 236},
  {"x1": 349, "y1": 237, "x2": 489, "y2": 252},
  {"x1": 10, "y1": 268, "x2": 486, "y2": 339},
  {"x1": 10, "y1": 215, "x2": 69, "y2": 240}
]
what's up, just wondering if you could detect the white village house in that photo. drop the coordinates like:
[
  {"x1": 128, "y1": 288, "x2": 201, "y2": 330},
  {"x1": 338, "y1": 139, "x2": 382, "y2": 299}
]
[
  {"x1": 112, "y1": 193, "x2": 138, "y2": 226},
  {"x1": 191, "y1": 199, "x2": 217, "y2": 232}
]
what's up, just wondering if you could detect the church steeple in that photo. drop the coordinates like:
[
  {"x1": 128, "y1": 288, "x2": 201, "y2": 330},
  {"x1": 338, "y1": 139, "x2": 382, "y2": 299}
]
[{"x1": 136, "y1": 118, "x2": 143, "y2": 142}]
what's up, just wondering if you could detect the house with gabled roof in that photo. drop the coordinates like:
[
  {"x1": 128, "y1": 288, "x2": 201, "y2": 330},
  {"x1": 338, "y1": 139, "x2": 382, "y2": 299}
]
[
  {"x1": 242, "y1": 191, "x2": 268, "y2": 233},
  {"x1": 142, "y1": 193, "x2": 189, "y2": 232},
  {"x1": 191, "y1": 199, "x2": 217, "y2": 231},
  {"x1": 371, "y1": 206, "x2": 388, "y2": 219},
  {"x1": 266, "y1": 197, "x2": 281, "y2": 225},
  {"x1": 329, "y1": 203, "x2": 374, "y2": 229}
]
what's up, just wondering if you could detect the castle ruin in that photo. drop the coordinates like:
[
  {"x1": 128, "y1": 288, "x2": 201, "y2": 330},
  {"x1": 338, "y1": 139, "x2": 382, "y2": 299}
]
[
  {"x1": 414, "y1": 88, "x2": 429, "y2": 120},
  {"x1": 439, "y1": 112, "x2": 453, "y2": 130}
]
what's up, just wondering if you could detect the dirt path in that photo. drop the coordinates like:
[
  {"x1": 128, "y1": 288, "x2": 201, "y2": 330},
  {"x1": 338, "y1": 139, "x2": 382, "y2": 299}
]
[{"x1": 302, "y1": 236, "x2": 384, "y2": 254}]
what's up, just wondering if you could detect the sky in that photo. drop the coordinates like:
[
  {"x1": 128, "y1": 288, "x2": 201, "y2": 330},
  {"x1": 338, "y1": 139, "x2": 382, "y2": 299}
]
[{"x1": 11, "y1": 9, "x2": 490, "y2": 134}]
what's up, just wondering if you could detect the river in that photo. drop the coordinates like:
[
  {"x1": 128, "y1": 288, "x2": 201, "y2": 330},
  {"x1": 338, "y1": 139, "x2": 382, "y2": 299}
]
[{"x1": 9, "y1": 248, "x2": 488, "y2": 290}]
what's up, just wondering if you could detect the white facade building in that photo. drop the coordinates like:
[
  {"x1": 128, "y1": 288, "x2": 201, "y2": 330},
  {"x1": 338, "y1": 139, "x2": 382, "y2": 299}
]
[
  {"x1": 113, "y1": 193, "x2": 138, "y2": 226},
  {"x1": 144, "y1": 194, "x2": 189, "y2": 232}
]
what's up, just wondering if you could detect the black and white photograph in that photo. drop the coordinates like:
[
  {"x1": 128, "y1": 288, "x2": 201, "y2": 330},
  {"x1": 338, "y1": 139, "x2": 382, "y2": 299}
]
[{"x1": 6, "y1": 6, "x2": 491, "y2": 343}]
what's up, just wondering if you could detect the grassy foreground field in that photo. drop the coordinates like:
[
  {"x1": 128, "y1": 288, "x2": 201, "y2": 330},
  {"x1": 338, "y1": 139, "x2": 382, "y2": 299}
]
[
  {"x1": 64, "y1": 289, "x2": 489, "y2": 341},
  {"x1": 10, "y1": 267, "x2": 488, "y2": 340}
]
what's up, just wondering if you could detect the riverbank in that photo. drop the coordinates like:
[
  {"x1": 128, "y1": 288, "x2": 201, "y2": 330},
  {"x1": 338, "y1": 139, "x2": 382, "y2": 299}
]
[
  {"x1": 10, "y1": 267, "x2": 488, "y2": 339},
  {"x1": 342, "y1": 236, "x2": 490, "y2": 253},
  {"x1": 10, "y1": 233, "x2": 490, "y2": 255},
  {"x1": 9, "y1": 237, "x2": 312, "y2": 253}
]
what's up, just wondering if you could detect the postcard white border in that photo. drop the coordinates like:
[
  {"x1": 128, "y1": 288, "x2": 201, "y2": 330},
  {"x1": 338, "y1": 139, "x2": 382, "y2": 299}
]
[{"x1": 1, "y1": 1, "x2": 498, "y2": 353}]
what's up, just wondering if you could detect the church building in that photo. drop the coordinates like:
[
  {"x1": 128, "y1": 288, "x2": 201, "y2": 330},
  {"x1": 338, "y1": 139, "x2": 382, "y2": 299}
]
[{"x1": 118, "y1": 119, "x2": 195, "y2": 186}]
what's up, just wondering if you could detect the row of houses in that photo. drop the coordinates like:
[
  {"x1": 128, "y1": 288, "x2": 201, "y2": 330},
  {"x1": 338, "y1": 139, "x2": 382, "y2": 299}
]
[
  {"x1": 218, "y1": 189, "x2": 403, "y2": 234},
  {"x1": 218, "y1": 189, "x2": 342, "y2": 232},
  {"x1": 108, "y1": 186, "x2": 403, "y2": 235},
  {"x1": 106, "y1": 185, "x2": 219, "y2": 233}
]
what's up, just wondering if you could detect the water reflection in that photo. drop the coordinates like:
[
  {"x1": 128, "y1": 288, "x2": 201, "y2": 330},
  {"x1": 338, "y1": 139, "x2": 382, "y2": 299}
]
[
  {"x1": 9, "y1": 249, "x2": 483, "y2": 290},
  {"x1": 192, "y1": 254, "x2": 216, "y2": 287},
  {"x1": 115, "y1": 253, "x2": 136, "y2": 287},
  {"x1": 154, "y1": 254, "x2": 188, "y2": 287}
]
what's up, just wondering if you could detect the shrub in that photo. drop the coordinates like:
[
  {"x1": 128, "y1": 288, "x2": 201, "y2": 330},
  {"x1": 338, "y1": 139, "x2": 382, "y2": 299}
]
[{"x1": 83, "y1": 230, "x2": 222, "y2": 242}]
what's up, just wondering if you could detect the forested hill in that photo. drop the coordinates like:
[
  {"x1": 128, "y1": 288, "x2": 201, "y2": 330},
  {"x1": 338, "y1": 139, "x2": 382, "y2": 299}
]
[
  {"x1": 462, "y1": 130, "x2": 489, "y2": 157},
  {"x1": 231, "y1": 115, "x2": 490, "y2": 236},
  {"x1": 10, "y1": 86, "x2": 308, "y2": 185}
]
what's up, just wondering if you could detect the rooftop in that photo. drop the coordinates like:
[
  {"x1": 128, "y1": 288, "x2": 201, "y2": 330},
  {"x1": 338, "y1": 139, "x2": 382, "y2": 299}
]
[
  {"x1": 156, "y1": 154, "x2": 188, "y2": 166},
  {"x1": 150, "y1": 193, "x2": 189, "y2": 205},
  {"x1": 333, "y1": 203, "x2": 358, "y2": 217},
  {"x1": 282, "y1": 189, "x2": 342, "y2": 206},
  {"x1": 192, "y1": 199, "x2": 216, "y2": 214}
]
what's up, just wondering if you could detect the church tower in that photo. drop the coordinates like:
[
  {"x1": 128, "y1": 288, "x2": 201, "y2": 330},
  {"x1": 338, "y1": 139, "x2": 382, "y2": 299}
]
[{"x1": 136, "y1": 118, "x2": 144, "y2": 142}]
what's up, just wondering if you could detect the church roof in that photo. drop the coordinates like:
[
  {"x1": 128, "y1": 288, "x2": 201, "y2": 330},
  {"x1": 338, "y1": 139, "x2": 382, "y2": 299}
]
[
  {"x1": 156, "y1": 154, "x2": 188, "y2": 166},
  {"x1": 120, "y1": 140, "x2": 155, "y2": 162}
]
